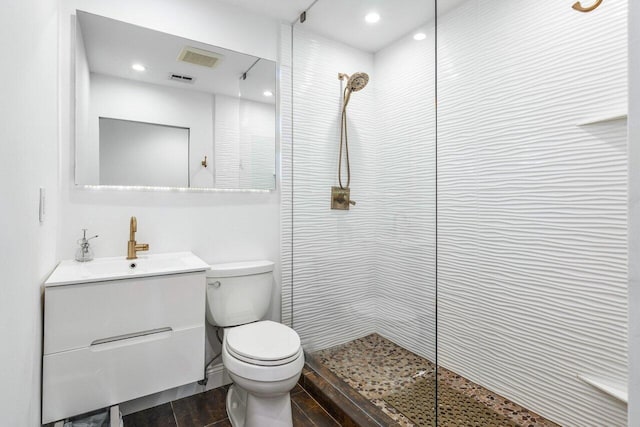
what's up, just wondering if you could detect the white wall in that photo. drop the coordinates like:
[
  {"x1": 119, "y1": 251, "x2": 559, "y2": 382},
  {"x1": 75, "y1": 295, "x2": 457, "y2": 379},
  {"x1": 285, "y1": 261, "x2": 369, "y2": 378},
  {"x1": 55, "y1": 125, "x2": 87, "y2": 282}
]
[
  {"x1": 628, "y1": 0, "x2": 640, "y2": 425},
  {"x1": 87, "y1": 74, "x2": 214, "y2": 187},
  {"x1": 57, "y1": 0, "x2": 282, "y2": 413},
  {"x1": 99, "y1": 118, "x2": 190, "y2": 187},
  {"x1": 0, "y1": 0, "x2": 59, "y2": 426}
]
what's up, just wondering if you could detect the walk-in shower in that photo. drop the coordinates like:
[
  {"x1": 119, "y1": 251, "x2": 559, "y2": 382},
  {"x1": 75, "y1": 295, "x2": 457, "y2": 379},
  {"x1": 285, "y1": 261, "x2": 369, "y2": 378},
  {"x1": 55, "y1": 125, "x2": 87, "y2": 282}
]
[{"x1": 284, "y1": 0, "x2": 628, "y2": 426}]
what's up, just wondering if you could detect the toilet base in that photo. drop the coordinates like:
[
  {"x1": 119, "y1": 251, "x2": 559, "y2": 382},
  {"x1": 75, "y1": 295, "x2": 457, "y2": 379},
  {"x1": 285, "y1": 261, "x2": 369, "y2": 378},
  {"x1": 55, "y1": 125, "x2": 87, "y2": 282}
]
[{"x1": 226, "y1": 384, "x2": 293, "y2": 427}]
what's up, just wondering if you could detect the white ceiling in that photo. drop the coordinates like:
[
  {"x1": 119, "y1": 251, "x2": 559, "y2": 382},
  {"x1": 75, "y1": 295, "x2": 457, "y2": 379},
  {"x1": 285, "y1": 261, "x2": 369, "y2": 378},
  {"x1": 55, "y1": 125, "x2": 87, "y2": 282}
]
[
  {"x1": 212, "y1": 0, "x2": 312, "y2": 23},
  {"x1": 77, "y1": 11, "x2": 276, "y2": 104},
  {"x1": 213, "y1": 0, "x2": 468, "y2": 53},
  {"x1": 301, "y1": 0, "x2": 434, "y2": 52}
]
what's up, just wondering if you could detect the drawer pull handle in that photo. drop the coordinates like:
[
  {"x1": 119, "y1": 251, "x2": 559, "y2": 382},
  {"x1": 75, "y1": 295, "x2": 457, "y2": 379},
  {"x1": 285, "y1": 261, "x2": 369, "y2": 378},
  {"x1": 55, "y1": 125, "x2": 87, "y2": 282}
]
[{"x1": 90, "y1": 327, "x2": 173, "y2": 346}]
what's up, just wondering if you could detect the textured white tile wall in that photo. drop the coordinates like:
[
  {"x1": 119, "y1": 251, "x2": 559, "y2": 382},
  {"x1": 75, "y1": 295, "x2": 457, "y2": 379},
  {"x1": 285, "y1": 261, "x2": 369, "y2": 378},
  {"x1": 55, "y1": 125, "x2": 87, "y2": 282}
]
[
  {"x1": 238, "y1": 100, "x2": 276, "y2": 189},
  {"x1": 215, "y1": 95, "x2": 275, "y2": 190},
  {"x1": 215, "y1": 95, "x2": 241, "y2": 189},
  {"x1": 281, "y1": 23, "x2": 294, "y2": 328},
  {"x1": 437, "y1": 1, "x2": 628, "y2": 425},
  {"x1": 629, "y1": 1, "x2": 640, "y2": 425},
  {"x1": 284, "y1": 22, "x2": 438, "y2": 355},
  {"x1": 373, "y1": 24, "x2": 437, "y2": 362},
  {"x1": 286, "y1": 25, "x2": 379, "y2": 351}
]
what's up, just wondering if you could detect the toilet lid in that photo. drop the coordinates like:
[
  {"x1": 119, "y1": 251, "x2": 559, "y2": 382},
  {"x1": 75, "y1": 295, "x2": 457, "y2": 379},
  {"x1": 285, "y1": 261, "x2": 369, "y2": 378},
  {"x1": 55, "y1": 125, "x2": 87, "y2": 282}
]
[{"x1": 226, "y1": 320, "x2": 301, "y2": 365}]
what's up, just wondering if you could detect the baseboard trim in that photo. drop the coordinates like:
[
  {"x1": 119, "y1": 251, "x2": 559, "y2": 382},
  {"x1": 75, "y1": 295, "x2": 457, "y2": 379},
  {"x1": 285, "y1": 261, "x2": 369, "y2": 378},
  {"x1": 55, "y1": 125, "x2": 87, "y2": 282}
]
[
  {"x1": 205, "y1": 363, "x2": 231, "y2": 391},
  {"x1": 119, "y1": 363, "x2": 231, "y2": 416}
]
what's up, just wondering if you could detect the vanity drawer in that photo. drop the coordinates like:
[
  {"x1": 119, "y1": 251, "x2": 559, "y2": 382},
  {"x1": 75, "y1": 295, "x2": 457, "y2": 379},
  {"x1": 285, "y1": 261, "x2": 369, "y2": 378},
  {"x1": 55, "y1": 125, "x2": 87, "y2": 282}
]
[
  {"x1": 44, "y1": 272, "x2": 205, "y2": 354},
  {"x1": 42, "y1": 325, "x2": 204, "y2": 424}
]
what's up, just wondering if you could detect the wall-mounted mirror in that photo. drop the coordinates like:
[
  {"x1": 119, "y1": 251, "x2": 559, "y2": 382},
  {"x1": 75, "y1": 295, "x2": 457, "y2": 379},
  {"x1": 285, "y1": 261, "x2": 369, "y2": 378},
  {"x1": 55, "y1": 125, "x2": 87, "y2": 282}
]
[{"x1": 74, "y1": 11, "x2": 276, "y2": 190}]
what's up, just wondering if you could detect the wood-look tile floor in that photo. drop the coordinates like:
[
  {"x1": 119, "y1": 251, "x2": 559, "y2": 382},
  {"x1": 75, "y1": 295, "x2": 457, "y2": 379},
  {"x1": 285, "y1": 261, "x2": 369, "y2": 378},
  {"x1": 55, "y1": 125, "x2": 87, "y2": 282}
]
[{"x1": 122, "y1": 384, "x2": 340, "y2": 427}]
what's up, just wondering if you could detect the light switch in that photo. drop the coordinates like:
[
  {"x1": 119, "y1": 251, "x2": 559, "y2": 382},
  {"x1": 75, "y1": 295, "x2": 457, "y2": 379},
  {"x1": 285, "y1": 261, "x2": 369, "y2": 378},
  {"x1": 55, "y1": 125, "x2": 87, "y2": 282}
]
[{"x1": 39, "y1": 187, "x2": 46, "y2": 223}]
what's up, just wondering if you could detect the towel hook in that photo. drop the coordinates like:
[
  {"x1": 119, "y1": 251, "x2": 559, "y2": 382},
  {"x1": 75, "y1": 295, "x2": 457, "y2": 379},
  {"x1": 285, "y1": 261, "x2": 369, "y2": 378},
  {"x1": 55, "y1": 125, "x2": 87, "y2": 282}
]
[{"x1": 572, "y1": 0, "x2": 603, "y2": 12}]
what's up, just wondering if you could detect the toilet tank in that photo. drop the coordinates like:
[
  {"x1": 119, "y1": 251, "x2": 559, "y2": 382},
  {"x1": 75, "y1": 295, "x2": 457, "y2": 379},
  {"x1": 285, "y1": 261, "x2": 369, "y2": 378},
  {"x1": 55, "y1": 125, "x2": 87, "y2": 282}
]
[{"x1": 206, "y1": 260, "x2": 274, "y2": 327}]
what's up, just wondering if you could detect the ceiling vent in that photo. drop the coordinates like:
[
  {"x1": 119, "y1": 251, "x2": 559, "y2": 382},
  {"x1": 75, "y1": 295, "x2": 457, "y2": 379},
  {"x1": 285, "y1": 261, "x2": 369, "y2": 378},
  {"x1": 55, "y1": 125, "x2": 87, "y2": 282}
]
[
  {"x1": 169, "y1": 73, "x2": 195, "y2": 84},
  {"x1": 177, "y1": 46, "x2": 223, "y2": 68}
]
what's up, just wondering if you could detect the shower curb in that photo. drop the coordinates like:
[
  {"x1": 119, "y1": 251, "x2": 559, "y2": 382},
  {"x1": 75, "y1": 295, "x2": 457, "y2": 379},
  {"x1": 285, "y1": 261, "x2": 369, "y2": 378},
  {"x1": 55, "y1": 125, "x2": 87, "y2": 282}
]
[{"x1": 299, "y1": 360, "x2": 399, "y2": 427}]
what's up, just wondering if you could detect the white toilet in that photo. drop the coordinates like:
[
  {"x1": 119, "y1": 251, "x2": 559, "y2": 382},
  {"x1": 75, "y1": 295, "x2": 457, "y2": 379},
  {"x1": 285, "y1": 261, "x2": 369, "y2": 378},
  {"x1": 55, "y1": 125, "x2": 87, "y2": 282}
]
[{"x1": 206, "y1": 261, "x2": 304, "y2": 427}]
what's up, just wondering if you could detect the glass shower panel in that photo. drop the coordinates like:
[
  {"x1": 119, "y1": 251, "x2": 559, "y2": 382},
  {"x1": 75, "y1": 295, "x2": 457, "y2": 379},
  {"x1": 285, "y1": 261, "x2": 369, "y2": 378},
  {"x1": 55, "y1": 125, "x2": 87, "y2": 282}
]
[
  {"x1": 285, "y1": 0, "x2": 437, "y2": 424},
  {"x1": 436, "y1": 0, "x2": 628, "y2": 426}
]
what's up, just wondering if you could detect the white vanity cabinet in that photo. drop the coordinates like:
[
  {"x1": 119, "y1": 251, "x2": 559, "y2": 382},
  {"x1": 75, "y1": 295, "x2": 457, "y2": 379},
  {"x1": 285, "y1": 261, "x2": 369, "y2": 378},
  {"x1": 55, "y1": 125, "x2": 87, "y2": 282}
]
[{"x1": 42, "y1": 252, "x2": 209, "y2": 424}]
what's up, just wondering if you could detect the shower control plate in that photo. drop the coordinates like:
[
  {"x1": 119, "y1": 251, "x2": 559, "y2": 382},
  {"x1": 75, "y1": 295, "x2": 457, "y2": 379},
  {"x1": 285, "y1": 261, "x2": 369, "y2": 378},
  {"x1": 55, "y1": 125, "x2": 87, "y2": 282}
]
[{"x1": 331, "y1": 187, "x2": 355, "y2": 210}]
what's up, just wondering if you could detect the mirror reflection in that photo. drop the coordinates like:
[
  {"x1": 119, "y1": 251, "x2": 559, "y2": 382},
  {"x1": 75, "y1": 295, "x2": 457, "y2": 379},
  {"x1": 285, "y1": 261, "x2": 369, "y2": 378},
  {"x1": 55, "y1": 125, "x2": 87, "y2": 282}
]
[{"x1": 74, "y1": 11, "x2": 276, "y2": 190}]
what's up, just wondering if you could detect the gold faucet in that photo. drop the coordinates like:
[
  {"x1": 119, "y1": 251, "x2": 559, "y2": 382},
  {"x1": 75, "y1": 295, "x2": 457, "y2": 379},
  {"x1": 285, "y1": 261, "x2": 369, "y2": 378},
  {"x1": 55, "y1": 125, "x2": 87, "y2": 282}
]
[{"x1": 127, "y1": 216, "x2": 149, "y2": 259}]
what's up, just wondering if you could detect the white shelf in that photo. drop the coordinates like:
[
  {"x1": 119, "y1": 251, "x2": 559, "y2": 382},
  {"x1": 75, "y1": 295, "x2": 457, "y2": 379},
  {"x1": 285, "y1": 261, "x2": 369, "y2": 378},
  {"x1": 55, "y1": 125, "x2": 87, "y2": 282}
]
[
  {"x1": 577, "y1": 113, "x2": 627, "y2": 126},
  {"x1": 577, "y1": 373, "x2": 627, "y2": 403}
]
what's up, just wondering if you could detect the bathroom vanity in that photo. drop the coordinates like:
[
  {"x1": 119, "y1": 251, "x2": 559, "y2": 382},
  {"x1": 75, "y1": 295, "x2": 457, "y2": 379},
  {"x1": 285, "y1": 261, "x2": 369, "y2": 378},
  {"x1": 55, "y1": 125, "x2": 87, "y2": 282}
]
[{"x1": 42, "y1": 252, "x2": 209, "y2": 424}]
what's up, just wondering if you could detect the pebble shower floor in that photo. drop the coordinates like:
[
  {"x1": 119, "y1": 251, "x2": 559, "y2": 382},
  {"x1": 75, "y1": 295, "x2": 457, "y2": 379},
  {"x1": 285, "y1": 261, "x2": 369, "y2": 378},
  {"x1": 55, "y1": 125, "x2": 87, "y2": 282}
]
[{"x1": 312, "y1": 334, "x2": 560, "y2": 427}]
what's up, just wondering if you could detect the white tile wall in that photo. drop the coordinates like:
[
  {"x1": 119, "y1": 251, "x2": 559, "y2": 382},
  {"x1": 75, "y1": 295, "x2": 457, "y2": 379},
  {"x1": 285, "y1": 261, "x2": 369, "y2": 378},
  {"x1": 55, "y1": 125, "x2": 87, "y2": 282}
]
[
  {"x1": 373, "y1": 20, "x2": 437, "y2": 362},
  {"x1": 437, "y1": 1, "x2": 627, "y2": 425},
  {"x1": 628, "y1": 0, "x2": 640, "y2": 425},
  {"x1": 286, "y1": 25, "x2": 379, "y2": 351}
]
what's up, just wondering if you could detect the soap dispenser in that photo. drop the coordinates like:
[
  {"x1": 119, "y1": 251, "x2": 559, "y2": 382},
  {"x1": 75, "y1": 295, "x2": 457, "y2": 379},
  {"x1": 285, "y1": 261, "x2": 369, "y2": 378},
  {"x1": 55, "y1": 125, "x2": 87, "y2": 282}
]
[{"x1": 75, "y1": 229, "x2": 98, "y2": 262}]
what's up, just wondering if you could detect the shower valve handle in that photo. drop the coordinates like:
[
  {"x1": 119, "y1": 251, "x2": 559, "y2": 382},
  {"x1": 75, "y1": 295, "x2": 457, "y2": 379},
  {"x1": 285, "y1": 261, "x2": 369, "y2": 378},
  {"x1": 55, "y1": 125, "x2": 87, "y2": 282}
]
[{"x1": 349, "y1": 200, "x2": 356, "y2": 206}]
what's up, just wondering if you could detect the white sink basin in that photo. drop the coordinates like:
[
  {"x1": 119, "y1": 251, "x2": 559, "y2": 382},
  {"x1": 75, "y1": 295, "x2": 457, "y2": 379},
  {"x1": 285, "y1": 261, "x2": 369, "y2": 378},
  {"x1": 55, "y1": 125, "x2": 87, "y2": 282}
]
[{"x1": 45, "y1": 251, "x2": 209, "y2": 287}]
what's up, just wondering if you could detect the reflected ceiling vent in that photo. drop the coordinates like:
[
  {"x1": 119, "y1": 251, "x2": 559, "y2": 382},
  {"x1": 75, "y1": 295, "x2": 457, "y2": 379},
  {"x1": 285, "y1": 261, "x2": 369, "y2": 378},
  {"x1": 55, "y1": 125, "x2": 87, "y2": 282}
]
[
  {"x1": 169, "y1": 73, "x2": 195, "y2": 84},
  {"x1": 177, "y1": 46, "x2": 223, "y2": 68}
]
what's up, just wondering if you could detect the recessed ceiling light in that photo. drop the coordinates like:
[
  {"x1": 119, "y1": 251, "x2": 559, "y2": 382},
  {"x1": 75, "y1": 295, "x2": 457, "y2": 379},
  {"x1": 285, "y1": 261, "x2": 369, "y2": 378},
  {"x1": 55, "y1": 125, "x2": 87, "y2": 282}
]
[
  {"x1": 413, "y1": 32, "x2": 427, "y2": 41},
  {"x1": 131, "y1": 63, "x2": 146, "y2": 72},
  {"x1": 263, "y1": 90, "x2": 273, "y2": 97},
  {"x1": 365, "y1": 12, "x2": 380, "y2": 24}
]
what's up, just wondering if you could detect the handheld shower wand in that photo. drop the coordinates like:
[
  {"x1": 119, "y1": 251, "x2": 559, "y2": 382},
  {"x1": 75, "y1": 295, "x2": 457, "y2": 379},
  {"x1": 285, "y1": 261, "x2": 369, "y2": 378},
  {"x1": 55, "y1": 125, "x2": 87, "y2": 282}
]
[{"x1": 332, "y1": 72, "x2": 369, "y2": 210}]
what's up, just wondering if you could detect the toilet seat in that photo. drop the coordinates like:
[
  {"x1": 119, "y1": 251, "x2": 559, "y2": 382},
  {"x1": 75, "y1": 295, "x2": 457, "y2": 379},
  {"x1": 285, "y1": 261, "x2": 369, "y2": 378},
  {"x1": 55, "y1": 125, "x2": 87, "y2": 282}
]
[
  {"x1": 222, "y1": 341, "x2": 304, "y2": 382},
  {"x1": 227, "y1": 344, "x2": 303, "y2": 366},
  {"x1": 225, "y1": 320, "x2": 301, "y2": 366}
]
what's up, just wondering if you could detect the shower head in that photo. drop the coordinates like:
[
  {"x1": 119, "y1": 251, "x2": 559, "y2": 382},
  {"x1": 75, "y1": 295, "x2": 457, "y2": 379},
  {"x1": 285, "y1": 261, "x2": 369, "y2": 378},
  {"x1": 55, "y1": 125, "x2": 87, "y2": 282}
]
[
  {"x1": 339, "y1": 71, "x2": 369, "y2": 110},
  {"x1": 346, "y1": 72, "x2": 369, "y2": 92}
]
